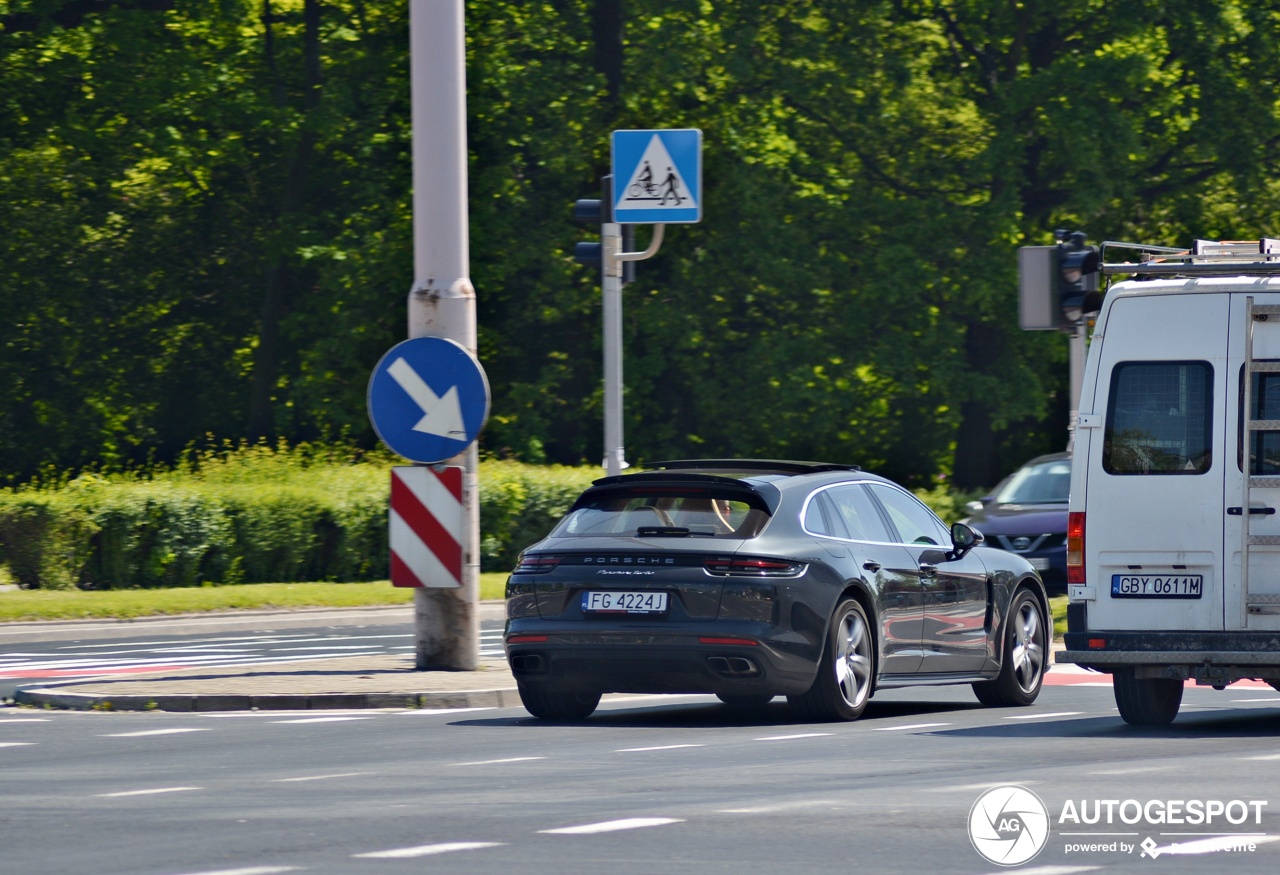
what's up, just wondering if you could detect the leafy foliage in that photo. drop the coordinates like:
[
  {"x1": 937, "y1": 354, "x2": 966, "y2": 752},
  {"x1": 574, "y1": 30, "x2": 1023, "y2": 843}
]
[{"x1": 4, "y1": 1, "x2": 1280, "y2": 493}]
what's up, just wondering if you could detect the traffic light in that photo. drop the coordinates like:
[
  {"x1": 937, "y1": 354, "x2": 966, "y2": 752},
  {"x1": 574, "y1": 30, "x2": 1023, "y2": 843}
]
[
  {"x1": 1056, "y1": 230, "x2": 1101, "y2": 324},
  {"x1": 572, "y1": 196, "x2": 604, "y2": 267},
  {"x1": 570, "y1": 175, "x2": 634, "y2": 283}
]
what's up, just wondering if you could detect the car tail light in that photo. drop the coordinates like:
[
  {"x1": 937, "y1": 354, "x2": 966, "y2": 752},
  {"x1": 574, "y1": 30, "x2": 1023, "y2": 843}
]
[
  {"x1": 507, "y1": 634, "x2": 549, "y2": 644},
  {"x1": 703, "y1": 557, "x2": 801, "y2": 576},
  {"x1": 698, "y1": 636, "x2": 759, "y2": 646},
  {"x1": 514, "y1": 555, "x2": 561, "y2": 574},
  {"x1": 1067, "y1": 512, "x2": 1085, "y2": 584}
]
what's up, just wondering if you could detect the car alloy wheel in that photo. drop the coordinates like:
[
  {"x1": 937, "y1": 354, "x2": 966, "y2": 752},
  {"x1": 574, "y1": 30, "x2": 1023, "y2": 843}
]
[
  {"x1": 972, "y1": 589, "x2": 1046, "y2": 707},
  {"x1": 789, "y1": 598, "x2": 874, "y2": 721}
]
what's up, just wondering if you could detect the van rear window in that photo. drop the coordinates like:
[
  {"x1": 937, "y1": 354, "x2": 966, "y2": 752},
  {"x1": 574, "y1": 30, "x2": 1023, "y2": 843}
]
[{"x1": 1103, "y1": 362, "x2": 1213, "y2": 475}]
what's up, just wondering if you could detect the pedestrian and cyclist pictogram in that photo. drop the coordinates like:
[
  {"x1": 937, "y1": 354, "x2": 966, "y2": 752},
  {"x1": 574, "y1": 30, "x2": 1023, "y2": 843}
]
[{"x1": 611, "y1": 129, "x2": 701, "y2": 224}]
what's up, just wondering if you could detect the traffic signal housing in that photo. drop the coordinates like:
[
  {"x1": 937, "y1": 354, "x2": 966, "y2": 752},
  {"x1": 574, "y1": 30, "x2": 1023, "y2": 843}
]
[
  {"x1": 1057, "y1": 231, "x2": 1101, "y2": 324},
  {"x1": 572, "y1": 197, "x2": 604, "y2": 268},
  {"x1": 570, "y1": 175, "x2": 634, "y2": 283},
  {"x1": 1017, "y1": 230, "x2": 1101, "y2": 331}
]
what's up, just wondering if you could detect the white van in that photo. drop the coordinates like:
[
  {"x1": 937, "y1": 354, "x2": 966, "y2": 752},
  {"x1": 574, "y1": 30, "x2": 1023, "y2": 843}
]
[{"x1": 1057, "y1": 239, "x2": 1280, "y2": 724}]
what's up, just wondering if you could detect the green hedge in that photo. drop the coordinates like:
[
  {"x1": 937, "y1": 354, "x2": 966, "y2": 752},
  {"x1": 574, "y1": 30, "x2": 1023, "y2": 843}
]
[
  {"x1": 0, "y1": 446, "x2": 968, "y2": 591},
  {"x1": 0, "y1": 447, "x2": 598, "y2": 590}
]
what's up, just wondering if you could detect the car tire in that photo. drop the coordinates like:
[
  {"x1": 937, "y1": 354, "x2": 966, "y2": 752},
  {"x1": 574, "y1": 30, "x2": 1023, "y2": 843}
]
[
  {"x1": 1113, "y1": 667, "x2": 1182, "y2": 725},
  {"x1": 716, "y1": 693, "x2": 774, "y2": 708},
  {"x1": 516, "y1": 684, "x2": 601, "y2": 720},
  {"x1": 788, "y1": 598, "x2": 874, "y2": 722},
  {"x1": 972, "y1": 588, "x2": 1047, "y2": 708}
]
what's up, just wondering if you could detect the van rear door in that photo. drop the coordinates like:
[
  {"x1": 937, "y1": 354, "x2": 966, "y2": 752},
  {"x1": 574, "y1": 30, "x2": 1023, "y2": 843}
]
[
  {"x1": 1225, "y1": 292, "x2": 1280, "y2": 632},
  {"x1": 1082, "y1": 292, "x2": 1227, "y2": 633}
]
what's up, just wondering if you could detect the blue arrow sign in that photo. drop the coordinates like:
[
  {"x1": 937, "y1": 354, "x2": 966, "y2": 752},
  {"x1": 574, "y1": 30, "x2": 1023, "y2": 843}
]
[
  {"x1": 368, "y1": 337, "x2": 490, "y2": 464},
  {"x1": 612, "y1": 129, "x2": 702, "y2": 224}
]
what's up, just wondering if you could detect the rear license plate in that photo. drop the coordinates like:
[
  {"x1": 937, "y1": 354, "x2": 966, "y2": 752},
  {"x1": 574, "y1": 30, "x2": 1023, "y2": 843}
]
[
  {"x1": 1111, "y1": 574, "x2": 1204, "y2": 599},
  {"x1": 582, "y1": 591, "x2": 669, "y2": 614}
]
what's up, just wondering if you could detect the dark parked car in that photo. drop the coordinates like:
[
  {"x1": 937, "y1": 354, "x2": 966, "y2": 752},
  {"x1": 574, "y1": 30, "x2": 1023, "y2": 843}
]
[
  {"x1": 961, "y1": 452, "x2": 1070, "y2": 593},
  {"x1": 504, "y1": 460, "x2": 1049, "y2": 721}
]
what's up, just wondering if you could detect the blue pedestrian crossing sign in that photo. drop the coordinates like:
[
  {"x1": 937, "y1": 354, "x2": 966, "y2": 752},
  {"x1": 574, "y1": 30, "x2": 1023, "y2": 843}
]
[
  {"x1": 611, "y1": 129, "x2": 702, "y2": 224},
  {"x1": 368, "y1": 336, "x2": 490, "y2": 464}
]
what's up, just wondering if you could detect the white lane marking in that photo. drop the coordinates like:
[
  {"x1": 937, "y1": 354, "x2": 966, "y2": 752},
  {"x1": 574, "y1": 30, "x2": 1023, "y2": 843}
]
[
  {"x1": 1003, "y1": 711, "x2": 1082, "y2": 720},
  {"x1": 540, "y1": 817, "x2": 684, "y2": 835},
  {"x1": 1232, "y1": 697, "x2": 1280, "y2": 703},
  {"x1": 615, "y1": 744, "x2": 704, "y2": 752},
  {"x1": 353, "y1": 841, "x2": 504, "y2": 858},
  {"x1": 455, "y1": 756, "x2": 546, "y2": 766},
  {"x1": 97, "y1": 787, "x2": 202, "y2": 798},
  {"x1": 160, "y1": 868, "x2": 299, "y2": 875},
  {"x1": 0, "y1": 719, "x2": 49, "y2": 723},
  {"x1": 983, "y1": 867, "x2": 1101, "y2": 875},
  {"x1": 1245, "y1": 753, "x2": 1280, "y2": 761},
  {"x1": 101, "y1": 728, "x2": 214, "y2": 738},
  {"x1": 601, "y1": 694, "x2": 705, "y2": 703},
  {"x1": 753, "y1": 733, "x2": 832, "y2": 741},
  {"x1": 925, "y1": 781, "x2": 1044, "y2": 793},
  {"x1": 272, "y1": 773, "x2": 369, "y2": 783},
  {"x1": 1090, "y1": 766, "x2": 1169, "y2": 775},
  {"x1": 717, "y1": 799, "x2": 844, "y2": 814},
  {"x1": 270, "y1": 717, "x2": 372, "y2": 724},
  {"x1": 397, "y1": 707, "x2": 495, "y2": 717},
  {"x1": 871, "y1": 723, "x2": 950, "y2": 731},
  {"x1": 0, "y1": 742, "x2": 36, "y2": 747}
]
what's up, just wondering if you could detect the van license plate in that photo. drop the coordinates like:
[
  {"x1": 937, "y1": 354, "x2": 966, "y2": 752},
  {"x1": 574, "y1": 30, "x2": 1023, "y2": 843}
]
[
  {"x1": 582, "y1": 591, "x2": 669, "y2": 614},
  {"x1": 1111, "y1": 575, "x2": 1203, "y2": 599}
]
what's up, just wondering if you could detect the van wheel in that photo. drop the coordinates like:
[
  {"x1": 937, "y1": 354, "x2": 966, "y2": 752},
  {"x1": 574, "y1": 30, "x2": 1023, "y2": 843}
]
[
  {"x1": 973, "y1": 589, "x2": 1046, "y2": 707},
  {"x1": 516, "y1": 684, "x2": 600, "y2": 720},
  {"x1": 1113, "y1": 668, "x2": 1182, "y2": 725},
  {"x1": 788, "y1": 598, "x2": 874, "y2": 722}
]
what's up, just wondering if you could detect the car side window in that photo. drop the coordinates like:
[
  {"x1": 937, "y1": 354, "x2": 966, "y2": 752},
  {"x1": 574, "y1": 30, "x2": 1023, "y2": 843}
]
[
  {"x1": 866, "y1": 483, "x2": 949, "y2": 546},
  {"x1": 826, "y1": 484, "x2": 893, "y2": 542},
  {"x1": 803, "y1": 492, "x2": 850, "y2": 539}
]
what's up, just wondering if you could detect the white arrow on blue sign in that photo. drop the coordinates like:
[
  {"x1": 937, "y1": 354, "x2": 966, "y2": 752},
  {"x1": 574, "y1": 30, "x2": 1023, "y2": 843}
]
[
  {"x1": 368, "y1": 336, "x2": 490, "y2": 464},
  {"x1": 612, "y1": 128, "x2": 702, "y2": 224}
]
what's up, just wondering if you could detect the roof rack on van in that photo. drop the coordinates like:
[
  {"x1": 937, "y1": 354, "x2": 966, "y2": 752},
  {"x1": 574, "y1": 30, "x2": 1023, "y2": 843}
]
[{"x1": 1100, "y1": 238, "x2": 1280, "y2": 279}]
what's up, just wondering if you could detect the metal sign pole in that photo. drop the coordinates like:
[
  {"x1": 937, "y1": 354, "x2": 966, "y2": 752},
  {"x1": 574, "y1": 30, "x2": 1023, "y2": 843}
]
[
  {"x1": 602, "y1": 221, "x2": 625, "y2": 477},
  {"x1": 406, "y1": 0, "x2": 478, "y2": 670}
]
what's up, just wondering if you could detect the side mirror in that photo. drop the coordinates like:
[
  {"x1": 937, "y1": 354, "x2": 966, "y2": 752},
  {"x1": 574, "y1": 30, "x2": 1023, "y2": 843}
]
[{"x1": 948, "y1": 522, "x2": 984, "y2": 561}]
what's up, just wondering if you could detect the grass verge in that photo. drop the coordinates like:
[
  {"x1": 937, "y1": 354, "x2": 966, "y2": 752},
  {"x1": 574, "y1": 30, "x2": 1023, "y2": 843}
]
[
  {"x1": 1050, "y1": 594, "x2": 1067, "y2": 642},
  {"x1": 0, "y1": 573, "x2": 510, "y2": 622}
]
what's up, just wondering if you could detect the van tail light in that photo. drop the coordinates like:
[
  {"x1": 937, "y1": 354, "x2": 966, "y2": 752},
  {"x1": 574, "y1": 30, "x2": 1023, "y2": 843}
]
[{"x1": 1067, "y1": 512, "x2": 1085, "y2": 584}]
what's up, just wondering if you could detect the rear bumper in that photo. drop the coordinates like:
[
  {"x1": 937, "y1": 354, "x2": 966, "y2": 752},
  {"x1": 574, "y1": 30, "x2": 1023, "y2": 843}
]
[
  {"x1": 1058, "y1": 631, "x2": 1280, "y2": 683},
  {"x1": 505, "y1": 630, "x2": 818, "y2": 696}
]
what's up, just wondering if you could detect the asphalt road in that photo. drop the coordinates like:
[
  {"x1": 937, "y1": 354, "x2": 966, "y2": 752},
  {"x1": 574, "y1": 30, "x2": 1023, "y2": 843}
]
[
  {"x1": 0, "y1": 607, "x2": 505, "y2": 698},
  {"x1": 3, "y1": 678, "x2": 1280, "y2": 875}
]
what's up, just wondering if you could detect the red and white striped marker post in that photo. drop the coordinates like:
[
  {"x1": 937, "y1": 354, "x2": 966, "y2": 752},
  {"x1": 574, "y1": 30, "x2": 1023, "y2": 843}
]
[{"x1": 390, "y1": 466, "x2": 464, "y2": 588}]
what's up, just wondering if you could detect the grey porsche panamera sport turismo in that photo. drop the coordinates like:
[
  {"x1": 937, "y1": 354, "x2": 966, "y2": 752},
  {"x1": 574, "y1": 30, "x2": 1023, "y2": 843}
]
[{"x1": 504, "y1": 460, "x2": 1050, "y2": 721}]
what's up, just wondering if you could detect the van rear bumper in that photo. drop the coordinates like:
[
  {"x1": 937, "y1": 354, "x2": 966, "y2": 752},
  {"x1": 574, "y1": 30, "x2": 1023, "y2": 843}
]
[
  {"x1": 1061, "y1": 630, "x2": 1280, "y2": 656},
  {"x1": 1058, "y1": 633, "x2": 1280, "y2": 684}
]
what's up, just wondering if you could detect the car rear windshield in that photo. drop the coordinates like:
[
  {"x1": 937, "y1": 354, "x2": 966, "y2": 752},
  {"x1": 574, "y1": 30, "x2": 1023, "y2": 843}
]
[
  {"x1": 549, "y1": 490, "x2": 770, "y2": 539},
  {"x1": 994, "y1": 459, "x2": 1071, "y2": 504}
]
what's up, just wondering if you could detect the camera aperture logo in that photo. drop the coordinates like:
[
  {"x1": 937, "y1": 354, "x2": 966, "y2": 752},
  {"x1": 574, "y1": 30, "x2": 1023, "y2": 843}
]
[{"x1": 969, "y1": 785, "x2": 1051, "y2": 866}]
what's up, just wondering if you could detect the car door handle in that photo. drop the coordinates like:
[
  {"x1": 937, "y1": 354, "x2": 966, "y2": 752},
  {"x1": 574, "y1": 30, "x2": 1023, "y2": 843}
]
[
  {"x1": 918, "y1": 563, "x2": 937, "y2": 578},
  {"x1": 862, "y1": 561, "x2": 881, "y2": 572},
  {"x1": 1227, "y1": 507, "x2": 1276, "y2": 515}
]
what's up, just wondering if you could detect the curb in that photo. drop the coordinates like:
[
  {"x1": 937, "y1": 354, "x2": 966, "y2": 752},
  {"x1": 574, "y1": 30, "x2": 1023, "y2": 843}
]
[{"x1": 13, "y1": 686, "x2": 521, "y2": 712}]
